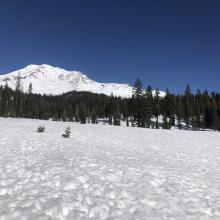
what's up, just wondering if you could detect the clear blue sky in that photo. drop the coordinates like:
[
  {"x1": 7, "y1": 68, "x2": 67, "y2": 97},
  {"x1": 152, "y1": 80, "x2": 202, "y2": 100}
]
[{"x1": 0, "y1": 0, "x2": 219, "y2": 93}]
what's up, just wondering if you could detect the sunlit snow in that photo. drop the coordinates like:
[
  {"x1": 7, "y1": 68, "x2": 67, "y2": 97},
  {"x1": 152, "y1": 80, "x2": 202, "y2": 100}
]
[{"x1": 0, "y1": 118, "x2": 219, "y2": 219}]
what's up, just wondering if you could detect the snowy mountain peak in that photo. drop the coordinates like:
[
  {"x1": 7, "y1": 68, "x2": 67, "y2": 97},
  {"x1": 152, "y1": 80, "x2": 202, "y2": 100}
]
[
  {"x1": 0, "y1": 64, "x2": 165, "y2": 97},
  {"x1": 9, "y1": 64, "x2": 89, "y2": 80}
]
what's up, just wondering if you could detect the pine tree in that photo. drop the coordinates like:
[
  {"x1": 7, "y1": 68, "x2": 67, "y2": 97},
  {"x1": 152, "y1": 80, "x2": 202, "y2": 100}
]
[
  {"x1": 176, "y1": 95, "x2": 183, "y2": 129},
  {"x1": 153, "y1": 88, "x2": 160, "y2": 129},
  {"x1": 164, "y1": 89, "x2": 175, "y2": 128},
  {"x1": 132, "y1": 78, "x2": 143, "y2": 98},
  {"x1": 194, "y1": 99, "x2": 201, "y2": 130},
  {"x1": 203, "y1": 90, "x2": 212, "y2": 128},
  {"x1": 15, "y1": 73, "x2": 22, "y2": 117},
  {"x1": 91, "y1": 109, "x2": 97, "y2": 124},
  {"x1": 162, "y1": 115, "x2": 169, "y2": 129},
  {"x1": 74, "y1": 105, "x2": 79, "y2": 122},
  {"x1": 62, "y1": 127, "x2": 71, "y2": 138},
  {"x1": 113, "y1": 102, "x2": 121, "y2": 126},
  {"x1": 211, "y1": 101, "x2": 220, "y2": 131},
  {"x1": 195, "y1": 90, "x2": 203, "y2": 129},
  {"x1": 126, "y1": 118, "x2": 129, "y2": 127},
  {"x1": 143, "y1": 86, "x2": 153, "y2": 128},
  {"x1": 15, "y1": 73, "x2": 22, "y2": 92},
  {"x1": 108, "y1": 116, "x2": 113, "y2": 125},
  {"x1": 184, "y1": 85, "x2": 193, "y2": 128},
  {"x1": 132, "y1": 78, "x2": 143, "y2": 127},
  {"x1": 79, "y1": 103, "x2": 86, "y2": 124},
  {"x1": 28, "y1": 83, "x2": 33, "y2": 94}
]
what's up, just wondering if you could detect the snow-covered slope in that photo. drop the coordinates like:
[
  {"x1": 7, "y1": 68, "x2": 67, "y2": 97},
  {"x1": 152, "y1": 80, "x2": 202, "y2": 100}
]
[
  {"x1": 0, "y1": 117, "x2": 220, "y2": 219},
  {"x1": 0, "y1": 64, "x2": 166, "y2": 97}
]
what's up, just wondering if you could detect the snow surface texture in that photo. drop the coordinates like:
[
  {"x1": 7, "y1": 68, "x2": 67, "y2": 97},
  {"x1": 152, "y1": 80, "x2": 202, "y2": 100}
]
[
  {"x1": 0, "y1": 118, "x2": 220, "y2": 220},
  {"x1": 0, "y1": 64, "x2": 165, "y2": 98}
]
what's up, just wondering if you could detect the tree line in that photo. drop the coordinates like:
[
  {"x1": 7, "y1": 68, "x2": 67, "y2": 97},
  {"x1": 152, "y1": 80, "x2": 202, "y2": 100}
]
[{"x1": 0, "y1": 77, "x2": 220, "y2": 131}]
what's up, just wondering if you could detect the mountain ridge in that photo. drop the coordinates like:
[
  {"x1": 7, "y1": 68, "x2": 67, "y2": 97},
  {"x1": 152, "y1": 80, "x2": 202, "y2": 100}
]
[{"x1": 0, "y1": 64, "x2": 165, "y2": 97}]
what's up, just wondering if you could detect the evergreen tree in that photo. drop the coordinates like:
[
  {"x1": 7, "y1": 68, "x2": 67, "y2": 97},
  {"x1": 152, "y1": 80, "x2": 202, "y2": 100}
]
[
  {"x1": 132, "y1": 78, "x2": 143, "y2": 98},
  {"x1": 211, "y1": 101, "x2": 220, "y2": 131},
  {"x1": 164, "y1": 89, "x2": 175, "y2": 128},
  {"x1": 15, "y1": 73, "x2": 22, "y2": 92},
  {"x1": 162, "y1": 115, "x2": 169, "y2": 129},
  {"x1": 132, "y1": 78, "x2": 143, "y2": 127},
  {"x1": 176, "y1": 95, "x2": 183, "y2": 129},
  {"x1": 144, "y1": 86, "x2": 153, "y2": 128},
  {"x1": 195, "y1": 89, "x2": 203, "y2": 129},
  {"x1": 79, "y1": 103, "x2": 86, "y2": 124},
  {"x1": 184, "y1": 85, "x2": 193, "y2": 128},
  {"x1": 15, "y1": 73, "x2": 22, "y2": 117},
  {"x1": 153, "y1": 88, "x2": 160, "y2": 129},
  {"x1": 28, "y1": 83, "x2": 33, "y2": 94}
]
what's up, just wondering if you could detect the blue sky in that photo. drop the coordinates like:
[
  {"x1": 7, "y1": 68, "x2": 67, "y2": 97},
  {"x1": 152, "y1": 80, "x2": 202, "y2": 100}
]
[{"x1": 0, "y1": 0, "x2": 220, "y2": 93}]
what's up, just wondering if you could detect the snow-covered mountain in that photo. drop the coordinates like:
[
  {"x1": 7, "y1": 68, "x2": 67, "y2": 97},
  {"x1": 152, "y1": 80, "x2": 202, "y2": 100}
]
[{"x1": 0, "y1": 64, "x2": 165, "y2": 97}]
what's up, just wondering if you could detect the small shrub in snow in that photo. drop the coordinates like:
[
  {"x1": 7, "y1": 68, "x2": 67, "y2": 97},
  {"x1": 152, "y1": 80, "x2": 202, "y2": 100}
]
[
  {"x1": 62, "y1": 127, "x2": 71, "y2": 138},
  {"x1": 37, "y1": 126, "x2": 45, "y2": 132}
]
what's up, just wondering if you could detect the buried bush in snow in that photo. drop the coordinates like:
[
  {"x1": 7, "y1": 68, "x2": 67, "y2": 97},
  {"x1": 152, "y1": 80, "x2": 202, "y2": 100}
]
[
  {"x1": 37, "y1": 126, "x2": 45, "y2": 132},
  {"x1": 62, "y1": 126, "x2": 71, "y2": 138}
]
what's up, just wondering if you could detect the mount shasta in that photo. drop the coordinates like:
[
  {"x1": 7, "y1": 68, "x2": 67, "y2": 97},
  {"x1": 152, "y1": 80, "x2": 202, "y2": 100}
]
[{"x1": 0, "y1": 64, "x2": 165, "y2": 97}]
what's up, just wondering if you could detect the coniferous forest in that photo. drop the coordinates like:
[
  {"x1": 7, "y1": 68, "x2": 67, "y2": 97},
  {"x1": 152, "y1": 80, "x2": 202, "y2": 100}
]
[{"x1": 0, "y1": 78, "x2": 220, "y2": 131}]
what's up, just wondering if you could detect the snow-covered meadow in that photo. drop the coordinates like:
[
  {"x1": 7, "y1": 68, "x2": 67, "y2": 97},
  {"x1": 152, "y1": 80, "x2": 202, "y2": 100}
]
[{"x1": 0, "y1": 118, "x2": 220, "y2": 220}]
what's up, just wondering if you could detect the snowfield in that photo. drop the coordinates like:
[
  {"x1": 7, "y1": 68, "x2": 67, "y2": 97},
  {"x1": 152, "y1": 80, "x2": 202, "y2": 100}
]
[{"x1": 0, "y1": 118, "x2": 220, "y2": 220}]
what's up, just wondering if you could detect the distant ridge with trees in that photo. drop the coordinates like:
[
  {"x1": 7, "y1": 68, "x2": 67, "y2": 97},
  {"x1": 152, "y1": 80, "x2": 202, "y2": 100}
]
[{"x1": 0, "y1": 77, "x2": 219, "y2": 131}]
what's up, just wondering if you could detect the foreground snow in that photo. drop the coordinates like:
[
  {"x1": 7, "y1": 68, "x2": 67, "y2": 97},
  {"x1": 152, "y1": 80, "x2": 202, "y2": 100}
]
[{"x1": 0, "y1": 118, "x2": 220, "y2": 220}]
